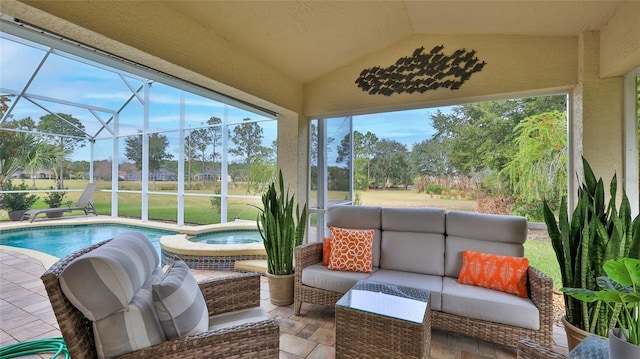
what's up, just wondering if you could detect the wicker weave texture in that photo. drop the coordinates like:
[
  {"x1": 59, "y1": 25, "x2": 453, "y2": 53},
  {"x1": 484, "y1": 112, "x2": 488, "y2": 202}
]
[
  {"x1": 335, "y1": 294, "x2": 431, "y2": 359},
  {"x1": 517, "y1": 339, "x2": 568, "y2": 359},
  {"x1": 41, "y1": 239, "x2": 279, "y2": 359}
]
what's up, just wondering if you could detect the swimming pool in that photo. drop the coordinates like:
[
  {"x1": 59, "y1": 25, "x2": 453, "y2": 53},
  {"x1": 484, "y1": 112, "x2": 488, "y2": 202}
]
[
  {"x1": 0, "y1": 224, "x2": 177, "y2": 258},
  {"x1": 1, "y1": 220, "x2": 267, "y2": 272}
]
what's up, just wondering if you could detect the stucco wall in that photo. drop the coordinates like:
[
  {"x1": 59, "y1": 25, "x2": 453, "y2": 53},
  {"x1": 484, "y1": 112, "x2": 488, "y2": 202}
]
[
  {"x1": 599, "y1": 1, "x2": 640, "y2": 77},
  {"x1": 304, "y1": 34, "x2": 578, "y2": 118},
  {"x1": 574, "y1": 32, "x2": 624, "y2": 194}
]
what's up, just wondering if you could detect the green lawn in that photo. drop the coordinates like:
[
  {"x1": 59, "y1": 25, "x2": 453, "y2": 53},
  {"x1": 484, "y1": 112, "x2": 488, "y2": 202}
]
[
  {"x1": 1, "y1": 180, "x2": 561, "y2": 289},
  {"x1": 525, "y1": 239, "x2": 561, "y2": 289}
]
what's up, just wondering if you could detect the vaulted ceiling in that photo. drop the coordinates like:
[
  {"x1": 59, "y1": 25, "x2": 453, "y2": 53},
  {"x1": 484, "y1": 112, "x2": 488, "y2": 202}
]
[{"x1": 16, "y1": 0, "x2": 624, "y2": 84}]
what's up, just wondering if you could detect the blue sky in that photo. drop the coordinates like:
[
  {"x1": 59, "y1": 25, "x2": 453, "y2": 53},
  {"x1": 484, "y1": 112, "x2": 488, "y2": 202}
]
[
  {"x1": 355, "y1": 109, "x2": 442, "y2": 151},
  {"x1": 2, "y1": 31, "x2": 447, "y2": 164}
]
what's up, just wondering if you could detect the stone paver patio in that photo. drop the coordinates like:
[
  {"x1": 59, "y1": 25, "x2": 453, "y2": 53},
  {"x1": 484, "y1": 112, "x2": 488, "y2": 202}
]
[{"x1": 0, "y1": 247, "x2": 568, "y2": 358}]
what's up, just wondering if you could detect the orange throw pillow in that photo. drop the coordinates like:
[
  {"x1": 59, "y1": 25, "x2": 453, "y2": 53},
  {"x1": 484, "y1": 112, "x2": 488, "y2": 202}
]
[
  {"x1": 458, "y1": 250, "x2": 529, "y2": 298},
  {"x1": 322, "y1": 237, "x2": 332, "y2": 266},
  {"x1": 327, "y1": 227, "x2": 374, "y2": 273}
]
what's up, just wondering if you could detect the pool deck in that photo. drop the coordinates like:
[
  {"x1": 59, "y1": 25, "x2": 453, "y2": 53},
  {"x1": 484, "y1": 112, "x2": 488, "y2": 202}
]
[{"x1": 0, "y1": 217, "x2": 570, "y2": 358}]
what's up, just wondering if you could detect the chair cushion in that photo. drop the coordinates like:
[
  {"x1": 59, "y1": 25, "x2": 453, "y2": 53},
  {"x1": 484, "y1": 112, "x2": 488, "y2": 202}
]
[
  {"x1": 152, "y1": 261, "x2": 209, "y2": 339},
  {"x1": 209, "y1": 307, "x2": 270, "y2": 331},
  {"x1": 458, "y1": 250, "x2": 529, "y2": 297},
  {"x1": 93, "y1": 268, "x2": 166, "y2": 359},
  {"x1": 301, "y1": 263, "x2": 376, "y2": 293},
  {"x1": 328, "y1": 227, "x2": 374, "y2": 273},
  {"x1": 59, "y1": 231, "x2": 160, "y2": 321},
  {"x1": 441, "y1": 277, "x2": 539, "y2": 330}
]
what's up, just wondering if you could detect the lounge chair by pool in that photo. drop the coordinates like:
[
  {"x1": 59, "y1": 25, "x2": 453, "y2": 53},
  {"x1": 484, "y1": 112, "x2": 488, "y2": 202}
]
[{"x1": 21, "y1": 183, "x2": 98, "y2": 222}]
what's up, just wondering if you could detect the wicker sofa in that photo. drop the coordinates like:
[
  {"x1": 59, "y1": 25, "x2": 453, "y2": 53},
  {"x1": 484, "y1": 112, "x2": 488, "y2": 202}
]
[{"x1": 294, "y1": 205, "x2": 553, "y2": 348}]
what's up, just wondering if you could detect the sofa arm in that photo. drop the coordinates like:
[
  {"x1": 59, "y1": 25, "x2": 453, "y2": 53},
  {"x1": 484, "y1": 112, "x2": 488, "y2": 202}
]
[
  {"x1": 527, "y1": 266, "x2": 554, "y2": 346},
  {"x1": 295, "y1": 242, "x2": 323, "y2": 273},
  {"x1": 527, "y1": 266, "x2": 553, "y2": 308},
  {"x1": 198, "y1": 272, "x2": 261, "y2": 315}
]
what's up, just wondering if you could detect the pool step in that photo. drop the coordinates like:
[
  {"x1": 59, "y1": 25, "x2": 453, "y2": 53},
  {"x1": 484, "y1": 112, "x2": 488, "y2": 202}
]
[{"x1": 234, "y1": 260, "x2": 267, "y2": 274}]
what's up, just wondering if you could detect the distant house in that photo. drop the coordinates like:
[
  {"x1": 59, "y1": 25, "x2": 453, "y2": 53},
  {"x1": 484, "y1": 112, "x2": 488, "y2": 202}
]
[
  {"x1": 10, "y1": 168, "x2": 54, "y2": 180},
  {"x1": 150, "y1": 169, "x2": 177, "y2": 181},
  {"x1": 194, "y1": 169, "x2": 221, "y2": 181}
]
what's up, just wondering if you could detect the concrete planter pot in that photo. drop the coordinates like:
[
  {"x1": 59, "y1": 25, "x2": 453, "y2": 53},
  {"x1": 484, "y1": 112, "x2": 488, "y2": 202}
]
[
  {"x1": 46, "y1": 211, "x2": 64, "y2": 218},
  {"x1": 8, "y1": 210, "x2": 27, "y2": 221},
  {"x1": 609, "y1": 328, "x2": 640, "y2": 359},
  {"x1": 266, "y1": 272, "x2": 294, "y2": 306}
]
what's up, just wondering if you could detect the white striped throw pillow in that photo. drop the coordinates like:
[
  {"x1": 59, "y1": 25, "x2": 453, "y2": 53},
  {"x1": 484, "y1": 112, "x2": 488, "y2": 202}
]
[{"x1": 152, "y1": 260, "x2": 209, "y2": 339}]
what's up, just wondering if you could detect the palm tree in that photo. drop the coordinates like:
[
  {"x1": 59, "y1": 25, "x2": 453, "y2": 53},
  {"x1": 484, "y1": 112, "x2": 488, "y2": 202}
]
[{"x1": 0, "y1": 132, "x2": 63, "y2": 189}]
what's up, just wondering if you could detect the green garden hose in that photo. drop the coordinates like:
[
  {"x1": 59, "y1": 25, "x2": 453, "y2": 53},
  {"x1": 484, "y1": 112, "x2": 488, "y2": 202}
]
[{"x1": 0, "y1": 337, "x2": 69, "y2": 359}]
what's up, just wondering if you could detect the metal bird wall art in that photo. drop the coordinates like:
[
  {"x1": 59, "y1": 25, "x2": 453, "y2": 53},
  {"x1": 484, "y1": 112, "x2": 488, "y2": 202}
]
[{"x1": 355, "y1": 45, "x2": 486, "y2": 96}]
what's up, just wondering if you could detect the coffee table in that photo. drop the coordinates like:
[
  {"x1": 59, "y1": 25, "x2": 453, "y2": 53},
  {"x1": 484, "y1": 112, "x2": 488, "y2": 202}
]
[{"x1": 335, "y1": 280, "x2": 431, "y2": 359}]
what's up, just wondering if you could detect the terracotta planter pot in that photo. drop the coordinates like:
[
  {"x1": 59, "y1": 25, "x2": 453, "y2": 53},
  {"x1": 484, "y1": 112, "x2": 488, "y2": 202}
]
[
  {"x1": 609, "y1": 328, "x2": 640, "y2": 359},
  {"x1": 562, "y1": 315, "x2": 590, "y2": 351},
  {"x1": 266, "y1": 272, "x2": 295, "y2": 306}
]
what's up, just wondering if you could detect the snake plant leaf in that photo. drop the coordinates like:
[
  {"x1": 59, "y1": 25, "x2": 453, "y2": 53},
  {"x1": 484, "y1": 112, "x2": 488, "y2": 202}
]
[
  {"x1": 582, "y1": 156, "x2": 597, "y2": 196},
  {"x1": 256, "y1": 170, "x2": 308, "y2": 276}
]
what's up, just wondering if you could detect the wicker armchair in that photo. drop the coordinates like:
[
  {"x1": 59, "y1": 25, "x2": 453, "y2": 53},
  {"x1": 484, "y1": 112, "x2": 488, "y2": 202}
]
[{"x1": 41, "y1": 240, "x2": 280, "y2": 359}]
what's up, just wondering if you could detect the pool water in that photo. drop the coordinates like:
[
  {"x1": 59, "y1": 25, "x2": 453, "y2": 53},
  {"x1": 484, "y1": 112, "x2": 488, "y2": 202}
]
[
  {"x1": 0, "y1": 225, "x2": 177, "y2": 258},
  {"x1": 191, "y1": 230, "x2": 262, "y2": 244}
]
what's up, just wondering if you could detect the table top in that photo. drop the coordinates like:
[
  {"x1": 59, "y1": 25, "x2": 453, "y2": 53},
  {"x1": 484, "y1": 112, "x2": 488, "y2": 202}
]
[
  {"x1": 336, "y1": 280, "x2": 430, "y2": 323},
  {"x1": 569, "y1": 334, "x2": 609, "y2": 359}
]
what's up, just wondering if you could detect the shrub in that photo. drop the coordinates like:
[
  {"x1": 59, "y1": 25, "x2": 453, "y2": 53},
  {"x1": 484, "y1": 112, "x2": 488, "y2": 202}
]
[
  {"x1": 0, "y1": 181, "x2": 38, "y2": 211},
  {"x1": 425, "y1": 183, "x2": 443, "y2": 195},
  {"x1": 44, "y1": 181, "x2": 68, "y2": 208}
]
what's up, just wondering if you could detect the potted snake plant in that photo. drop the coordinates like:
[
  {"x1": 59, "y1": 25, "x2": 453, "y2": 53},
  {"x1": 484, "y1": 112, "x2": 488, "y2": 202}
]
[
  {"x1": 562, "y1": 257, "x2": 640, "y2": 358},
  {"x1": 543, "y1": 157, "x2": 640, "y2": 350},
  {"x1": 256, "y1": 170, "x2": 307, "y2": 305}
]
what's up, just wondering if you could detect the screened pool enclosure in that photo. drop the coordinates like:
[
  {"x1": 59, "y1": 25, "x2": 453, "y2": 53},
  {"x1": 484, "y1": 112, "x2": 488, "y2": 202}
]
[{"x1": 0, "y1": 20, "x2": 277, "y2": 225}]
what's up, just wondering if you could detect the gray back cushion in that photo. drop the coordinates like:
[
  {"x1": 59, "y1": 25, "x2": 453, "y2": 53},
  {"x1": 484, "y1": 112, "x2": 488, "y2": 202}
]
[
  {"x1": 444, "y1": 211, "x2": 527, "y2": 277},
  {"x1": 60, "y1": 231, "x2": 160, "y2": 321},
  {"x1": 380, "y1": 207, "x2": 446, "y2": 275},
  {"x1": 327, "y1": 205, "x2": 382, "y2": 268},
  {"x1": 380, "y1": 232, "x2": 445, "y2": 275},
  {"x1": 381, "y1": 207, "x2": 446, "y2": 233}
]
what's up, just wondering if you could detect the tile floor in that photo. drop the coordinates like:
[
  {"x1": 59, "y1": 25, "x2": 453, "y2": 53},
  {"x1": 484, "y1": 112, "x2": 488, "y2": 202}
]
[{"x1": 0, "y1": 247, "x2": 569, "y2": 358}]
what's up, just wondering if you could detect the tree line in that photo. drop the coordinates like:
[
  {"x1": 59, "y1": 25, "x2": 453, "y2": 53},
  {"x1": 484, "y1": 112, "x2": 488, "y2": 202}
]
[
  {"x1": 313, "y1": 95, "x2": 568, "y2": 220},
  {"x1": 1, "y1": 94, "x2": 276, "y2": 195}
]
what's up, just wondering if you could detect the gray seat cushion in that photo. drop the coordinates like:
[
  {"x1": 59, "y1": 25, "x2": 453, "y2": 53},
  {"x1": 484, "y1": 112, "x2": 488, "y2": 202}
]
[
  {"x1": 301, "y1": 263, "x2": 376, "y2": 293},
  {"x1": 209, "y1": 307, "x2": 270, "y2": 331},
  {"x1": 366, "y1": 269, "x2": 443, "y2": 311},
  {"x1": 441, "y1": 277, "x2": 539, "y2": 330}
]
